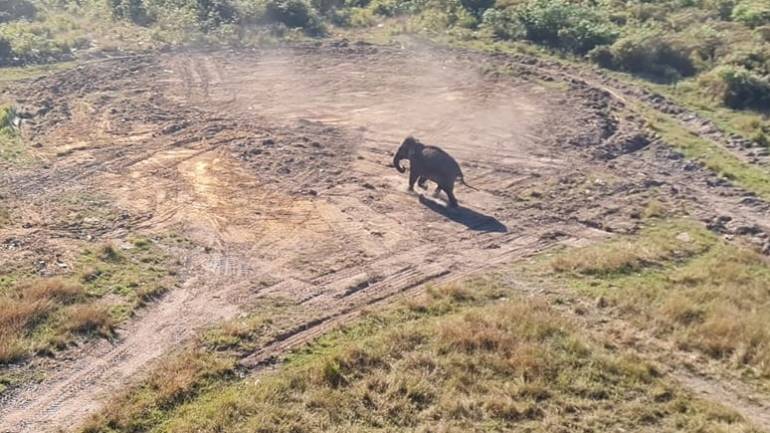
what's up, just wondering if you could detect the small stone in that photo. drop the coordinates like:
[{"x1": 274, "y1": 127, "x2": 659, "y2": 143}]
[{"x1": 675, "y1": 232, "x2": 691, "y2": 243}]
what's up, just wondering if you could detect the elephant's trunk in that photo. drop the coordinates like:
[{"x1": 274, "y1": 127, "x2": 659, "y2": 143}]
[{"x1": 393, "y1": 151, "x2": 406, "y2": 173}]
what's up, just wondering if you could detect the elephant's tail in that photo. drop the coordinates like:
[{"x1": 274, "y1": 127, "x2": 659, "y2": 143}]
[{"x1": 459, "y1": 174, "x2": 479, "y2": 191}]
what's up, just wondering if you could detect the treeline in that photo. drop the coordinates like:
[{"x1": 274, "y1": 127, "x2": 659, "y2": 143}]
[
  {"x1": 1, "y1": 0, "x2": 768, "y2": 110},
  {"x1": 107, "y1": 0, "x2": 324, "y2": 35},
  {"x1": 106, "y1": 0, "x2": 769, "y2": 110},
  {"x1": 342, "y1": 0, "x2": 769, "y2": 110}
]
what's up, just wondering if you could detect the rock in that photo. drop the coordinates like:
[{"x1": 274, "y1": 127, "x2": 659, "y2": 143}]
[{"x1": 675, "y1": 232, "x2": 691, "y2": 243}]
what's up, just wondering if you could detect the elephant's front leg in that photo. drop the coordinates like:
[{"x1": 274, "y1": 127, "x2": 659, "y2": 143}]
[{"x1": 408, "y1": 171, "x2": 419, "y2": 191}]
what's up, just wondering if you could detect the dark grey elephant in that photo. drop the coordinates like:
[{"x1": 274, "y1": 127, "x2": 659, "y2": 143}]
[{"x1": 392, "y1": 136, "x2": 476, "y2": 207}]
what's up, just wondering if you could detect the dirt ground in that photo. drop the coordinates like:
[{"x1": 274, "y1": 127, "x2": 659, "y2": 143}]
[{"x1": 1, "y1": 39, "x2": 769, "y2": 432}]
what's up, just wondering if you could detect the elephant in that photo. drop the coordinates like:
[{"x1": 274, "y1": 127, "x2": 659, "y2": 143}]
[{"x1": 392, "y1": 136, "x2": 476, "y2": 208}]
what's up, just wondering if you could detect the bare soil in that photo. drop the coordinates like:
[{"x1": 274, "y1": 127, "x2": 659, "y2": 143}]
[{"x1": 1, "y1": 39, "x2": 769, "y2": 432}]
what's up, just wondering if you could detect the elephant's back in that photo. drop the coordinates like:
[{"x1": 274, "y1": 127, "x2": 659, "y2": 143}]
[{"x1": 423, "y1": 146, "x2": 461, "y2": 173}]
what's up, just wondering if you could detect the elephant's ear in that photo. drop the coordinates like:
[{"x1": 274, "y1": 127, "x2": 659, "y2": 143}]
[{"x1": 407, "y1": 145, "x2": 418, "y2": 159}]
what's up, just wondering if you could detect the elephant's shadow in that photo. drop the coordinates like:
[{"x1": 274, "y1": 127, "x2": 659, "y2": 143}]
[{"x1": 418, "y1": 195, "x2": 508, "y2": 233}]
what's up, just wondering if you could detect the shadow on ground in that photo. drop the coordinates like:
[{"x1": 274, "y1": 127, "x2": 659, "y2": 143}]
[{"x1": 419, "y1": 195, "x2": 507, "y2": 233}]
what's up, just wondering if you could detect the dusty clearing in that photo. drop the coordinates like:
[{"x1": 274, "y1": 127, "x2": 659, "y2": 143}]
[{"x1": 1, "y1": 40, "x2": 769, "y2": 432}]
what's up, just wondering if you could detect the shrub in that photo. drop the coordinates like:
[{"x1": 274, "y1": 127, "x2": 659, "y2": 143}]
[
  {"x1": 0, "y1": 0, "x2": 37, "y2": 24},
  {"x1": 459, "y1": 0, "x2": 493, "y2": 17},
  {"x1": 0, "y1": 104, "x2": 15, "y2": 131},
  {"x1": 755, "y1": 25, "x2": 770, "y2": 42},
  {"x1": 109, "y1": 0, "x2": 237, "y2": 31},
  {"x1": 0, "y1": 36, "x2": 10, "y2": 65},
  {"x1": 264, "y1": 0, "x2": 324, "y2": 34},
  {"x1": 722, "y1": 45, "x2": 770, "y2": 76},
  {"x1": 515, "y1": 0, "x2": 617, "y2": 54},
  {"x1": 311, "y1": 0, "x2": 345, "y2": 15},
  {"x1": 699, "y1": 0, "x2": 735, "y2": 20},
  {"x1": 699, "y1": 65, "x2": 770, "y2": 109},
  {"x1": 588, "y1": 44, "x2": 615, "y2": 68},
  {"x1": 603, "y1": 26, "x2": 696, "y2": 79},
  {"x1": 368, "y1": 0, "x2": 426, "y2": 17},
  {"x1": 108, "y1": 0, "x2": 151, "y2": 25},
  {"x1": 480, "y1": 8, "x2": 523, "y2": 40},
  {"x1": 732, "y1": 0, "x2": 770, "y2": 28}
]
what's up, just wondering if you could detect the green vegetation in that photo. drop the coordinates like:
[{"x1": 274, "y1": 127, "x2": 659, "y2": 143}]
[
  {"x1": 80, "y1": 299, "x2": 294, "y2": 433},
  {"x1": 641, "y1": 105, "x2": 770, "y2": 200},
  {"x1": 0, "y1": 103, "x2": 27, "y2": 163},
  {"x1": 0, "y1": 238, "x2": 173, "y2": 364},
  {"x1": 543, "y1": 219, "x2": 770, "y2": 378},
  {"x1": 82, "y1": 279, "x2": 757, "y2": 433}
]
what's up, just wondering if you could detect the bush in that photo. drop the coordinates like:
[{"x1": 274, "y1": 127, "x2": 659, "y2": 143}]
[
  {"x1": 515, "y1": 0, "x2": 617, "y2": 54},
  {"x1": 108, "y1": 0, "x2": 151, "y2": 25},
  {"x1": 264, "y1": 0, "x2": 324, "y2": 34},
  {"x1": 480, "y1": 8, "x2": 523, "y2": 40},
  {"x1": 699, "y1": 65, "x2": 770, "y2": 109},
  {"x1": 459, "y1": 0, "x2": 493, "y2": 17},
  {"x1": 732, "y1": 0, "x2": 770, "y2": 28},
  {"x1": 0, "y1": 0, "x2": 37, "y2": 24},
  {"x1": 368, "y1": 0, "x2": 426, "y2": 17},
  {"x1": 701, "y1": 0, "x2": 735, "y2": 19},
  {"x1": 311, "y1": 0, "x2": 345, "y2": 15},
  {"x1": 0, "y1": 36, "x2": 11, "y2": 65},
  {"x1": 755, "y1": 25, "x2": 770, "y2": 41},
  {"x1": 109, "y1": 0, "x2": 237, "y2": 31},
  {"x1": 602, "y1": 26, "x2": 696, "y2": 79}
]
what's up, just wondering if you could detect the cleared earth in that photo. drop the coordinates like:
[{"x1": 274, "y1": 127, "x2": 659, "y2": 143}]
[{"x1": 1, "y1": 39, "x2": 769, "y2": 432}]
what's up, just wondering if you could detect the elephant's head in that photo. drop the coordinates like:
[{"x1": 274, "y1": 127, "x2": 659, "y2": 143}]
[{"x1": 393, "y1": 136, "x2": 422, "y2": 173}]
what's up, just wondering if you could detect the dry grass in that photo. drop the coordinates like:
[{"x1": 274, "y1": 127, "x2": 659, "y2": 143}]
[
  {"x1": 0, "y1": 298, "x2": 51, "y2": 363},
  {"x1": 0, "y1": 239, "x2": 172, "y2": 364},
  {"x1": 81, "y1": 280, "x2": 758, "y2": 433},
  {"x1": 549, "y1": 220, "x2": 712, "y2": 275},
  {"x1": 546, "y1": 219, "x2": 770, "y2": 377},
  {"x1": 62, "y1": 304, "x2": 116, "y2": 337},
  {"x1": 82, "y1": 351, "x2": 235, "y2": 433},
  {"x1": 19, "y1": 277, "x2": 84, "y2": 303}
]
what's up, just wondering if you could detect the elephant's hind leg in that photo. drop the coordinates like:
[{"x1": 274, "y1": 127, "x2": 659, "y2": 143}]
[{"x1": 444, "y1": 183, "x2": 458, "y2": 208}]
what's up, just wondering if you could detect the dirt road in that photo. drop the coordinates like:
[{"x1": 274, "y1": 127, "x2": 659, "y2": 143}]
[{"x1": 1, "y1": 40, "x2": 769, "y2": 432}]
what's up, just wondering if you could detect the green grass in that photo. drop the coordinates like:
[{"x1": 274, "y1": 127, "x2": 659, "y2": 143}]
[
  {"x1": 0, "y1": 238, "x2": 174, "y2": 364},
  {"x1": 640, "y1": 79, "x2": 769, "y2": 148},
  {"x1": 79, "y1": 298, "x2": 296, "y2": 433},
  {"x1": 81, "y1": 278, "x2": 758, "y2": 433},
  {"x1": 0, "y1": 103, "x2": 27, "y2": 163},
  {"x1": 541, "y1": 219, "x2": 770, "y2": 378},
  {"x1": 641, "y1": 106, "x2": 770, "y2": 200},
  {"x1": 0, "y1": 62, "x2": 75, "y2": 90}
]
